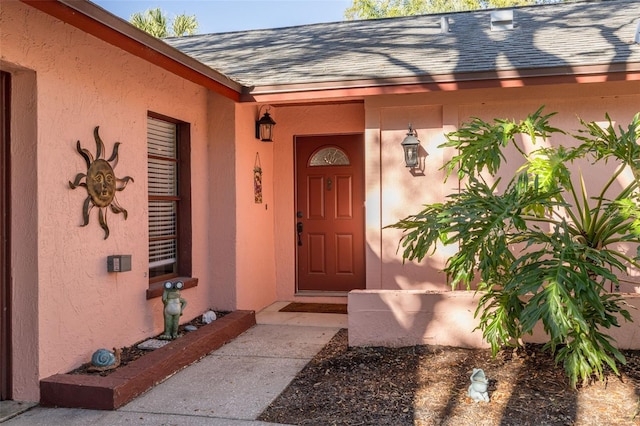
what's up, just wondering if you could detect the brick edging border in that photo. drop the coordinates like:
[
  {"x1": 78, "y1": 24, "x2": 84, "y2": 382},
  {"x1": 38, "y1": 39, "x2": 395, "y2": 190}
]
[{"x1": 40, "y1": 310, "x2": 256, "y2": 410}]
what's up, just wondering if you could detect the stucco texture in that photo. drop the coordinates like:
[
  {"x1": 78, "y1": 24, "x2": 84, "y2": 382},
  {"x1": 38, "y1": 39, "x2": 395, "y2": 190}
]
[
  {"x1": 272, "y1": 102, "x2": 365, "y2": 303},
  {"x1": 364, "y1": 85, "x2": 640, "y2": 292},
  {"x1": 267, "y1": 83, "x2": 640, "y2": 300},
  {"x1": 4, "y1": 0, "x2": 640, "y2": 403},
  {"x1": 1, "y1": 2, "x2": 235, "y2": 400}
]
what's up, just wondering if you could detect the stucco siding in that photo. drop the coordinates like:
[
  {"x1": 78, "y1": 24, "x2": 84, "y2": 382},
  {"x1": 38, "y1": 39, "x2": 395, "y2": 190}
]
[
  {"x1": 1, "y1": 2, "x2": 235, "y2": 400},
  {"x1": 3, "y1": 0, "x2": 640, "y2": 404},
  {"x1": 349, "y1": 290, "x2": 640, "y2": 349},
  {"x1": 266, "y1": 81, "x2": 640, "y2": 304},
  {"x1": 366, "y1": 82, "x2": 640, "y2": 293},
  {"x1": 207, "y1": 94, "x2": 238, "y2": 311},
  {"x1": 272, "y1": 102, "x2": 365, "y2": 303},
  {"x1": 234, "y1": 103, "x2": 277, "y2": 310}
]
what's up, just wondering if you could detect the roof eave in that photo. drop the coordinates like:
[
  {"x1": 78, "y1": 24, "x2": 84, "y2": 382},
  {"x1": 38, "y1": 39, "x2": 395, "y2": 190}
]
[
  {"x1": 20, "y1": 0, "x2": 244, "y2": 101},
  {"x1": 242, "y1": 63, "x2": 640, "y2": 103}
]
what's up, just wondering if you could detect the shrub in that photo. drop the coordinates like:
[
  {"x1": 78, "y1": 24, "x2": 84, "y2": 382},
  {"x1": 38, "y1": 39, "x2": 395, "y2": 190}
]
[{"x1": 389, "y1": 107, "x2": 640, "y2": 387}]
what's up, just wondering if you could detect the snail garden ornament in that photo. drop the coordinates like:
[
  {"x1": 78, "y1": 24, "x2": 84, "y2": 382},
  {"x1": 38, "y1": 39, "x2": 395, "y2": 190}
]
[
  {"x1": 202, "y1": 310, "x2": 217, "y2": 324},
  {"x1": 159, "y1": 281, "x2": 187, "y2": 340},
  {"x1": 468, "y1": 368, "x2": 490, "y2": 402},
  {"x1": 88, "y1": 347, "x2": 122, "y2": 372}
]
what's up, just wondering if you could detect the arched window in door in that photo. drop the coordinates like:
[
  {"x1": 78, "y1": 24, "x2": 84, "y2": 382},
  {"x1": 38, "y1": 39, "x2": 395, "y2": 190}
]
[{"x1": 308, "y1": 146, "x2": 350, "y2": 166}]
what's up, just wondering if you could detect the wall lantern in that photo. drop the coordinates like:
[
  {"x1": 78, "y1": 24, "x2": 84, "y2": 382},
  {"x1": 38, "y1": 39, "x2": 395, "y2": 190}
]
[
  {"x1": 255, "y1": 106, "x2": 276, "y2": 142},
  {"x1": 401, "y1": 124, "x2": 421, "y2": 168}
]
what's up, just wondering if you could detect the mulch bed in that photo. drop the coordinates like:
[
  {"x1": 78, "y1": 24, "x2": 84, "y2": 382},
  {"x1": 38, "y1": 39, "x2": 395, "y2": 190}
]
[
  {"x1": 69, "y1": 311, "x2": 229, "y2": 376},
  {"x1": 259, "y1": 329, "x2": 640, "y2": 425}
]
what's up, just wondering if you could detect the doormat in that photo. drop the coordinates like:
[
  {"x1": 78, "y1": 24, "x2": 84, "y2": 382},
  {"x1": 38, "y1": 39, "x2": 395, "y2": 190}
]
[{"x1": 279, "y1": 302, "x2": 348, "y2": 314}]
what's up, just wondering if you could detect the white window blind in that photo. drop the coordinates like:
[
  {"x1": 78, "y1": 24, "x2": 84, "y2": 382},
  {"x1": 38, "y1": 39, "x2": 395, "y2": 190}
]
[
  {"x1": 148, "y1": 158, "x2": 176, "y2": 196},
  {"x1": 148, "y1": 117, "x2": 178, "y2": 276},
  {"x1": 148, "y1": 200, "x2": 176, "y2": 268}
]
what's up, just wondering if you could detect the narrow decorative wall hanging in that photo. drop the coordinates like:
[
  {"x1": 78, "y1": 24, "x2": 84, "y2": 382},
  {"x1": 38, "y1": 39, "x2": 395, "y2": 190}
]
[
  {"x1": 69, "y1": 126, "x2": 133, "y2": 239},
  {"x1": 254, "y1": 152, "x2": 263, "y2": 204}
]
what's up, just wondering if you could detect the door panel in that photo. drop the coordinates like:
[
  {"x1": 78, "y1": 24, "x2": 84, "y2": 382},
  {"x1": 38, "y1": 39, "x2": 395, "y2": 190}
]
[
  {"x1": 335, "y1": 234, "x2": 354, "y2": 273},
  {"x1": 295, "y1": 134, "x2": 365, "y2": 292},
  {"x1": 307, "y1": 176, "x2": 325, "y2": 218},
  {"x1": 308, "y1": 234, "x2": 326, "y2": 273},
  {"x1": 335, "y1": 176, "x2": 352, "y2": 218}
]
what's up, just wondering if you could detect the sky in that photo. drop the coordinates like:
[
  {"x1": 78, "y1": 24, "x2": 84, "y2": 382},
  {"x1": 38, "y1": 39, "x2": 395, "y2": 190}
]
[{"x1": 92, "y1": 0, "x2": 353, "y2": 34}]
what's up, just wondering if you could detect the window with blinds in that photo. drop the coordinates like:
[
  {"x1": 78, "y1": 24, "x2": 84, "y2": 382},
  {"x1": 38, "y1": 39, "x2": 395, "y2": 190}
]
[{"x1": 148, "y1": 117, "x2": 179, "y2": 278}]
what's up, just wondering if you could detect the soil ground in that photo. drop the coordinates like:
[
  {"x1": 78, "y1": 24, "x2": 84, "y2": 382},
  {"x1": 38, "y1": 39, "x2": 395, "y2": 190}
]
[{"x1": 259, "y1": 329, "x2": 640, "y2": 426}]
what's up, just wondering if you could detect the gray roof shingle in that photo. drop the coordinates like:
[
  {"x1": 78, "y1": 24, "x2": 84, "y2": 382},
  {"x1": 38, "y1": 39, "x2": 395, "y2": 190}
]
[{"x1": 164, "y1": 0, "x2": 640, "y2": 89}]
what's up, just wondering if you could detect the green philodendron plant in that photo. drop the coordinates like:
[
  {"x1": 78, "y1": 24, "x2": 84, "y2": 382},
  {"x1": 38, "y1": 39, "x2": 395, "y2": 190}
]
[{"x1": 389, "y1": 107, "x2": 640, "y2": 387}]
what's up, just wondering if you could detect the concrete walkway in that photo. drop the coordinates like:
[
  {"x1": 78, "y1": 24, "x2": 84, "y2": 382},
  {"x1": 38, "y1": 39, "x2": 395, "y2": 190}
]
[{"x1": 1, "y1": 302, "x2": 347, "y2": 425}]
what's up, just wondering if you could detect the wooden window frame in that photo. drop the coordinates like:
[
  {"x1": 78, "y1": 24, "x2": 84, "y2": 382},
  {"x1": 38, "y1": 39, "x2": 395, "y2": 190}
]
[{"x1": 146, "y1": 112, "x2": 196, "y2": 299}]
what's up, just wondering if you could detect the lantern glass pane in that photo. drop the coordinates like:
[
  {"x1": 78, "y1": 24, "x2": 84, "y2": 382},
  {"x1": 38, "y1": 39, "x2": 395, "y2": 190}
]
[
  {"x1": 260, "y1": 123, "x2": 273, "y2": 141},
  {"x1": 404, "y1": 145, "x2": 419, "y2": 167}
]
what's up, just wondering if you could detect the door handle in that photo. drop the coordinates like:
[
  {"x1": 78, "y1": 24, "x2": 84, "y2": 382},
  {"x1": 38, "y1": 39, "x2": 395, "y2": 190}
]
[{"x1": 296, "y1": 222, "x2": 303, "y2": 246}]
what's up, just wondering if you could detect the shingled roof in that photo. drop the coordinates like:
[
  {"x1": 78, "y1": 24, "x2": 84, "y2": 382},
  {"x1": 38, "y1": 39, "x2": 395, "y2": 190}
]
[{"x1": 165, "y1": 0, "x2": 640, "y2": 92}]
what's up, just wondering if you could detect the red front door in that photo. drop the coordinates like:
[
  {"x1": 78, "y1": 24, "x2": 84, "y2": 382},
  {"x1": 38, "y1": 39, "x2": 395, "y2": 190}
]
[{"x1": 295, "y1": 134, "x2": 365, "y2": 292}]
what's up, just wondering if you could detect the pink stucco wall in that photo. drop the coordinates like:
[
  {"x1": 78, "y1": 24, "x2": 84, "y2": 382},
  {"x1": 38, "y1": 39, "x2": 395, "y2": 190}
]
[
  {"x1": 3, "y1": 60, "x2": 39, "y2": 402},
  {"x1": 4, "y1": 0, "x2": 640, "y2": 404},
  {"x1": 234, "y1": 103, "x2": 278, "y2": 310},
  {"x1": 349, "y1": 290, "x2": 640, "y2": 349},
  {"x1": 367, "y1": 83, "x2": 640, "y2": 293},
  {"x1": 265, "y1": 81, "x2": 640, "y2": 302},
  {"x1": 207, "y1": 94, "x2": 238, "y2": 310},
  {"x1": 350, "y1": 83, "x2": 640, "y2": 350},
  {"x1": 272, "y1": 103, "x2": 365, "y2": 304},
  {"x1": 263, "y1": 80, "x2": 640, "y2": 305},
  {"x1": 1, "y1": 2, "x2": 237, "y2": 400}
]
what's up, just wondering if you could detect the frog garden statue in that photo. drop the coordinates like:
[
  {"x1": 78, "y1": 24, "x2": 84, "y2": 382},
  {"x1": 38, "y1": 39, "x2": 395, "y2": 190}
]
[
  {"x1": 159, "y1": 281, "x2": 187, "y2": 340},
  {"x1": 468, "y1": 368, "x2": 490, "y2": 402}
]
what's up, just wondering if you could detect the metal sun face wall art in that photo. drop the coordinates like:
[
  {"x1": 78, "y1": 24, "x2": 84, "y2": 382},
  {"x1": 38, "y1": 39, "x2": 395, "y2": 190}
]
[{"x1": 69, "y1": 126, "x2": 133, "y2": 239}]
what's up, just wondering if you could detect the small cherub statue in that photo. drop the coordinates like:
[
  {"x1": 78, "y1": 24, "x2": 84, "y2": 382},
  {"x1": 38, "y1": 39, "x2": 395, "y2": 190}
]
[
  {"x1": 159, "y1": 281, "x2": 187, "y2": 340},
  {"x1": 468, "y1": 368, "x2": 490, "y2": 402}
]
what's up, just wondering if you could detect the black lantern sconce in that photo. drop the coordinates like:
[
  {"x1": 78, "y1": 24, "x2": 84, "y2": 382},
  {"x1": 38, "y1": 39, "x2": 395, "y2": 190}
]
[
  {"x1": 255, "y1": 106, "x2": 276, "y2": 142},
  {"x1": 401, "y1": 124, "x2": 421, "y2": 168}
]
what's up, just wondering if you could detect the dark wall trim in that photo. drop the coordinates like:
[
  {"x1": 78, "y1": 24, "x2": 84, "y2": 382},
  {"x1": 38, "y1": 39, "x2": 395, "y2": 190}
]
[{"x1": 0, "y1": 71, "x2": 12, "y2": 400}]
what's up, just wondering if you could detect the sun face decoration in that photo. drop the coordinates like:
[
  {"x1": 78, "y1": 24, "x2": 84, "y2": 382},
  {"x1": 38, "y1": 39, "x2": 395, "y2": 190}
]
[{"x1": 69, "y1": 126, "x2": 133, "y2": 239}]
